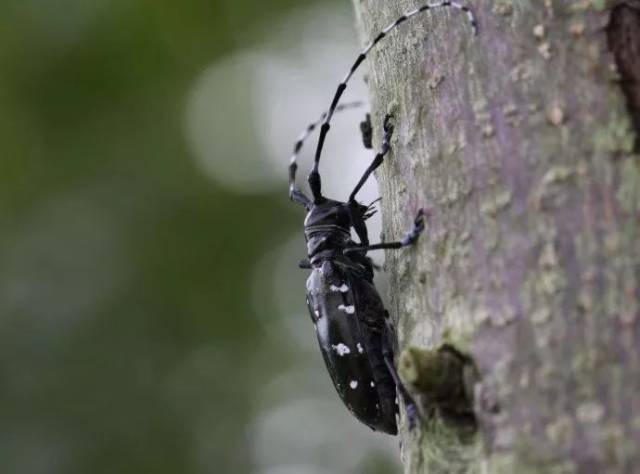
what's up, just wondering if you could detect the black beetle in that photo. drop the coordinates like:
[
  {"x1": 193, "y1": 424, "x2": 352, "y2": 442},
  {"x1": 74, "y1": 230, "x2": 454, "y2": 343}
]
[{"x1": 287, "y1": 2, "x2": 477, "y2": 434}]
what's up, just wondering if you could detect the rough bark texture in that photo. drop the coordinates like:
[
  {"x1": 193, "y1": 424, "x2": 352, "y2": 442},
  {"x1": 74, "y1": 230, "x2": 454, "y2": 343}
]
[{"x1": 351, "y1": 1, "x2": 640, "y2": 473}]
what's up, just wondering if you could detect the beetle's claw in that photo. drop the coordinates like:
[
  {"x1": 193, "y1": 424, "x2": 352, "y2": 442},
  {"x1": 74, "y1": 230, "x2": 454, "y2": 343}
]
[
  {"x1": 360, "y1": 113, "x2": 373, "y2": 149},
  {"x1": 383, "y1": 114, "x2": 395, "y2": 134},
  {"x1": 405, "y1": 400, "x2": 420, "y2": 431},
  {"x1": 415, "y1": 208, "x2": 425, "y2": 227},
  {"x1": 412, "y1": 208, "x2": 428, "y2": 236}
]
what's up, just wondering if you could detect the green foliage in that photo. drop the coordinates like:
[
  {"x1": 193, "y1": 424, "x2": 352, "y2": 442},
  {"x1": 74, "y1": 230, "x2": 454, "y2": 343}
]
[{"x1": 0, "y1": 2, "x2": 315, "y2": 473}]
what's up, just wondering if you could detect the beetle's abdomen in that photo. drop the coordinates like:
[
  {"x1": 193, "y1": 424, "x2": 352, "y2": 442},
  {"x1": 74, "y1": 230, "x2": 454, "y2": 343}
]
[{"x1": 305, "y1": 260, "x2": 397, "y2": 434}]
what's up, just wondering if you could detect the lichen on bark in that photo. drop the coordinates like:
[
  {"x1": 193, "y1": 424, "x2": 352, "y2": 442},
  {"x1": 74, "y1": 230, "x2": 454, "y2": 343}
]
[{"x1": 351, "y1": 1, "x2": 640, "y2": 472}]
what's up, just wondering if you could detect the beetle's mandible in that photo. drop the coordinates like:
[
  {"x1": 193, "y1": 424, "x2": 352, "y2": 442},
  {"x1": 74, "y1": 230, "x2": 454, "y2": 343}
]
[{"x1": 287, "y1": 2, "x2": 477, "y2": 435}]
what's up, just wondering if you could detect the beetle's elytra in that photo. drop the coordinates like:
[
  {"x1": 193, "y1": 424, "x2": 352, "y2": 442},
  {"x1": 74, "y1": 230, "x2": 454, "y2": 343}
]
[{"x1": 287, "y1": 2, "x2": 477, "y2": 434}]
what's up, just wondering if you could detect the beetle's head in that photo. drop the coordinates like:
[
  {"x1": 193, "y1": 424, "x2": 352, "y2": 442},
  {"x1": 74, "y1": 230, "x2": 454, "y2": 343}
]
[
  {"x1": 304, "y1": 198, "x2": 378, "y2": 229},
  {"x1": 347, "y1": 199, "x2": 376, "y2": 223},
  {"x1": 304, "y1": 198, "x2": 350, "y2": 231}
]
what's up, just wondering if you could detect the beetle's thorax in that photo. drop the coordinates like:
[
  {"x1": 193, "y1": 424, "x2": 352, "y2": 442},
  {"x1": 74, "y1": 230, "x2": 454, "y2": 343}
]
[{"x1": 304, "y1": 199, "x2": 353, "y2": 262}]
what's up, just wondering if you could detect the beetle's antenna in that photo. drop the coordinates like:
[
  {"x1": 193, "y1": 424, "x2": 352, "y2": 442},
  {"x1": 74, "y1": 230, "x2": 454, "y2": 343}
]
[
  {"x1": 308, "y1": 1, "x2": 477, "y2": 203},
  {"x1": 289, "y1": 101, "x2": 365, "y2": 207}
]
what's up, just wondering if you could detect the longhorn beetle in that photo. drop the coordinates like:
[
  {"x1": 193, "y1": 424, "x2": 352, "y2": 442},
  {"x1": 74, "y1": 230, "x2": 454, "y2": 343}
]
[{"x1": 288, "y1": 2, "x2": 477, "y2": 435}]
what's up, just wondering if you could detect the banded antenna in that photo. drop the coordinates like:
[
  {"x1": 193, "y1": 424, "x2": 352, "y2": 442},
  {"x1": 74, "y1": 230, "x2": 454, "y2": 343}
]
[{"x1": 307, "y1": 1, "x2": 477, "y2": 203}]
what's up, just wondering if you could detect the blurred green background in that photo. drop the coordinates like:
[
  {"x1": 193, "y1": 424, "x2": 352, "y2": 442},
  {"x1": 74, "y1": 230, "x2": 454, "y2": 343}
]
[{"x1": 0, "y1": 1, "x2": 399, "y2": 473}]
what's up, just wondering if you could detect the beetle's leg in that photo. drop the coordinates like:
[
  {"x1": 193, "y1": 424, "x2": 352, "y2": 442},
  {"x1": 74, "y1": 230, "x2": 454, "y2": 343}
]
[
  {"x1": 349, "y1": 114, "x2": 395, "y2": 203},
  {"x1": 381, "y1": 318, "x2": 420, "y2": 430},
  {"x1": 344, "y1": 208, "x2": 425, "y2": 254},
  {"x1": 360, "y1": 113, "x2": 373, "y2": 149},
  {"x1": 298, "y1": 257, "x2": 312, "y2": 269}
]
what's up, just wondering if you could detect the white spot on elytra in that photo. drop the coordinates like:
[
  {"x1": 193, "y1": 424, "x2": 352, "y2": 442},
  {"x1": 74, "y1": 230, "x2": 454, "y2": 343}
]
[
  {"x1": 331, "y1": 343, "x2": 351, "y2": 356},
  {"x1": 357, "y1": 343, "x2": 364, "y2": 354},
  {"x1": 330, "y1": 283, "x2": 350, "y2": 293},
  {"x1": 338, "y1": 304, "x2": 355, "y2": 314},
  {"x1": 350, "y1": 380, "x2": 358, "y2": 389},
  {"x1": 370, "y1": 381, "x2": 375, "y2": 387}
]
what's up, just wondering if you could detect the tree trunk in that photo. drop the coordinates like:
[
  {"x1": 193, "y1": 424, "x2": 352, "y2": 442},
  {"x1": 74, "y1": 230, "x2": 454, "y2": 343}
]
[{"x1": 351, "y1": 1, "x2": 640, "y2": 473}]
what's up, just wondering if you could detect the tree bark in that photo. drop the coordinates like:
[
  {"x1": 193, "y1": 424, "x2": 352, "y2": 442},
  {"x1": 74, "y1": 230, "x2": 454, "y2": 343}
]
[{"x1": 351, "y1": 1, "x2": 640, "y2": 473}]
